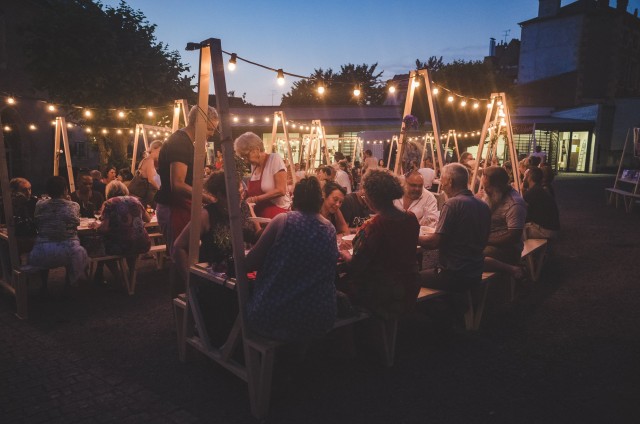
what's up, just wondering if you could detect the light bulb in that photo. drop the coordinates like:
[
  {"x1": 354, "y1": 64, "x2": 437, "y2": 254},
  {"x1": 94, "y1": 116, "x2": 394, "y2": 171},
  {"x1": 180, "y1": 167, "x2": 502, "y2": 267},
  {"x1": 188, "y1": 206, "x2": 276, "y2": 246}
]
[
  {"x1": 388, "y1": 85, "x2": 396, "y2": 93},
  {"x1": 147, "y1": 110, "x2": 154, "y2": 117},
  {"x1": 233, "y1": 116, "x2": 239, "y2": 122},
  {"x1": 228, "y1": 53, "x2": 237, "y2": 71},
  {"x1": 101, "y1": 129, "x2": 108, "y2": 134},
  {"x1": 412, "y1": 80, "x2": 420, "y2": 88},
  {"x1": 473, "y1": 103, "x2": 479, "y2": 109},
  {"x1": 7, "y1": 97, "x2": 16, "y2": 105},
  {"x1": 432, "y1": 88, "x2": 439, "y2": 95},
  {"x1": 249, "y1": 117, "x2": 254, "y2": 123},
  {"x1": 276, "y1": 69, "x2": 285, "y2": 86},
  {"x1": 447, "y1": 96, "x2": 454, "y2": 103},
  {"x1": 116, "y1": 129, "x2": 123, "y2": 135},
  {"x1": 3, "y1": 125, "x2": 11, "y2": 132},
  {"x1": 353, "y1": 87, "x2": 361, "y2": 97},
  {"x1": 118, "y1": 110, "x2": 125, "y2": 118},
  {"x1": 460, "y1": 100, "x2": 467, "y2": 107},
  {"x1": 84, "y1": 110, "x2": 92, "y2": 118},
  {"x1": 29, "y1": 124, "x2": 37, "y2": 130},
  {"x1": 47, "y1": 105, "x2": 56, "y2": 112},
  {"x1": 317, "y1": 85, "x2": 325, "y2": 94},
  {"x1": 86, "y1": 128, "x2": 92, "y2": 133},
  {"x1": 265, "y1": 117, "x2": 270, "y2": 122}
]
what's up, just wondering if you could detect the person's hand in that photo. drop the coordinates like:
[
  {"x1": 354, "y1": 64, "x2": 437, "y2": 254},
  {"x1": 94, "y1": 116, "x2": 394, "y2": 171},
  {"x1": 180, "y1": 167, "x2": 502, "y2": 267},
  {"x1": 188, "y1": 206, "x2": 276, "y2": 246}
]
[{"x1": 339, "y1": 249, "x2": 352, "y2": 262}]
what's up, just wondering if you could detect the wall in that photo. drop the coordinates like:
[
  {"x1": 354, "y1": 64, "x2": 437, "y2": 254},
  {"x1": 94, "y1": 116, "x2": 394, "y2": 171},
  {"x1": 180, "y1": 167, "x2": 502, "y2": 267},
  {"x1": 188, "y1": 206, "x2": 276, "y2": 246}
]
[{"x1": 518, "y1": 15, "x2": 583, "y2": 84}]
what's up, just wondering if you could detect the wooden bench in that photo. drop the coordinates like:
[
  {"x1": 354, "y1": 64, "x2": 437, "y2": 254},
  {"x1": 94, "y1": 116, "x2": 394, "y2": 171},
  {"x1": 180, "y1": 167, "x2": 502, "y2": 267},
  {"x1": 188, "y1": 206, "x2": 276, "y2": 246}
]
[
  {"x1": 507, "y1": 238, "x2": 549, "y2": 301},
  {"x1": 605, "y1": 187, "x2": 640, "y2": 213}
]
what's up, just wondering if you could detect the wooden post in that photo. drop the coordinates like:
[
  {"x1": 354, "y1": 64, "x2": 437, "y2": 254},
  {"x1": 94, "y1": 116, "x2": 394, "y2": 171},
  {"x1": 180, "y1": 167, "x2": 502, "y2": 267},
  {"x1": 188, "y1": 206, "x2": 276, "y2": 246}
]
[
  {"x1": 130, "y1": 124, "x2": 172, "y2": 173},
  {"x1": 387, "y1": 136, "x2": 398, "y2": 169},
  {"x1": 173, "y1": 99, "x2": 189, "y2": 132},
  {"x1": 453, "y1": 132, "x2": 461, "y2": 161},
  {"x1": 53, "y1": 117, "x2": 75, "y2": 193},
  {"x1": 394, "y1": 72, "x2": 417, "y2": 175},
  {"x1": 270, "y1": 111, "x2": 296, "y2": 184}
]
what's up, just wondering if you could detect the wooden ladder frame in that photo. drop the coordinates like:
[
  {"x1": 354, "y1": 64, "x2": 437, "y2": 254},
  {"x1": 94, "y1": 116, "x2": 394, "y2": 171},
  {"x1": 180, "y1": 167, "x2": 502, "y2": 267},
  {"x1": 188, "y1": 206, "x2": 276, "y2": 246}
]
[
  {"x1": 470, "y1": 92, "x2": 521, "y2": 194},
  {"x1": 305, "y1": 119, "x2": 331, "y2": 172},
  {"x1": 269, "y1": 111, "x2": 297, "y2": 184},
  {"x1": 130, "y1": 124, "x2": 172, "y2": 173},
  {"x1": 394, "y1": 69, "x2": 444, "y2": 178},
  {"x1": 177, "y1": 38, "x2": 279, "y2": 419},
  {"x1": 52, "y1": 117, "x2": 76, "y2": 193}
]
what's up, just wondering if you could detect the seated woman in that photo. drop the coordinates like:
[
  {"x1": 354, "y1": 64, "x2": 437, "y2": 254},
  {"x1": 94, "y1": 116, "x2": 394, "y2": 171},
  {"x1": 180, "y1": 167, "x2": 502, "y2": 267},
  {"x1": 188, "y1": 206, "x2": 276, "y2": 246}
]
[
  {"x1": 245, "y1": 176, "x2": 337, "y2": 342},
  {"x1": 95, "y1": 180, "x2": 151, "y2": 275},
  {"x1": 28, "y1": 176, "x2": 88, "y2": 285},
  {"x1": 234, "y1": 132, "x2": 291, "y2": 219},
  {"x1": 339, "y1": 170, "x2": 420, "y2": 319},
  {"x1": 320, "y1": 181, "x2": 349, "y2": 236},
  {"x1": 172, "y1": 171, "x2": 259, "y2": 283}
]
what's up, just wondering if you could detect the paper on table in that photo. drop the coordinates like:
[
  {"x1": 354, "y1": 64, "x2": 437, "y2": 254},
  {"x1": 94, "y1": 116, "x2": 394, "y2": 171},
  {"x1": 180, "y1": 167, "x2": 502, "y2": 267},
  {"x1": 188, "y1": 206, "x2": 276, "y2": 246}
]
[{"x1": 420, "y1": 226, "x2": 435, "y2": 235}]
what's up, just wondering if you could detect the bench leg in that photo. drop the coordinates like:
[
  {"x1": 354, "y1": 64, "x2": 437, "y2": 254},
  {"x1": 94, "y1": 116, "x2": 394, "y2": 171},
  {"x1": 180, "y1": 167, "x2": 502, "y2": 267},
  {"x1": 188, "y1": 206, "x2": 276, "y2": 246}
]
[
  {"x1": 13, "y1": 269, "x2": 28, "y2": 320},
  {"x1": 376, "y1": 318, "x2": 398, "y2": 367},
  {"x1": 472, "y1": 285, "x2": 490, "y2": 330},
  {"x1": 246, "y1": 344, "x2": 276, "y2": 419}
]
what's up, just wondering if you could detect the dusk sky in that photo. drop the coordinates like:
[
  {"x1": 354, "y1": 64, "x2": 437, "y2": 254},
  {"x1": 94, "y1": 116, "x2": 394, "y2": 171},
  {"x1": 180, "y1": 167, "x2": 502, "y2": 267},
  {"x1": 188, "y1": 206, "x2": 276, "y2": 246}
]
[{"x1": 102, "y1": 0, "x2": 640, "y2": 105}]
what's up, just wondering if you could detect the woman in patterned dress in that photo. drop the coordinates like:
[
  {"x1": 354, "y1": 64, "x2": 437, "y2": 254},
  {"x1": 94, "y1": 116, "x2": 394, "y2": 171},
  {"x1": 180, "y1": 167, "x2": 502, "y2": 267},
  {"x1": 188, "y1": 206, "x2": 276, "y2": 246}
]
[{"x1": 245, "y1": 176, "x2": 337, "y2": 342}]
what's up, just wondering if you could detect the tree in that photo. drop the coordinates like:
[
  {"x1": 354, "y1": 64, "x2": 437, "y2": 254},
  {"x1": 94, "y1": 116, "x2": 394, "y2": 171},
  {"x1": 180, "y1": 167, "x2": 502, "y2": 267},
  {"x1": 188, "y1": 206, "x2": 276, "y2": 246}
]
[
  {"x1": 281, "y1": 64, "x2": 386, "y2": 106},
  {"x1": 21, "y1": 0, "x2": 195, "y2": 169},
  {"x1": 415, "y1": 56, "x2": 444, "y2": 73}
]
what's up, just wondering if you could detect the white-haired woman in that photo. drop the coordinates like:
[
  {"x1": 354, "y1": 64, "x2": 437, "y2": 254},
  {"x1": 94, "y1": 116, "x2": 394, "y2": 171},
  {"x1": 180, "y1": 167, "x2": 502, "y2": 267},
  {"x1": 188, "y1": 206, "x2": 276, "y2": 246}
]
[{"x1": 234, "y1": 132, "x2": 291, "y2": 219}]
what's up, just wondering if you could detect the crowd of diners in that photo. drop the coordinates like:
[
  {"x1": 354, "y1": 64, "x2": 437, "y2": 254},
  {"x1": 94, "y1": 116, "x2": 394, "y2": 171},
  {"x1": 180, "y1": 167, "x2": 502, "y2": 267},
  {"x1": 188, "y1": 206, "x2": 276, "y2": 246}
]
[{"x1": 0, "y1": 104, "x2": 560, "y2": 344}]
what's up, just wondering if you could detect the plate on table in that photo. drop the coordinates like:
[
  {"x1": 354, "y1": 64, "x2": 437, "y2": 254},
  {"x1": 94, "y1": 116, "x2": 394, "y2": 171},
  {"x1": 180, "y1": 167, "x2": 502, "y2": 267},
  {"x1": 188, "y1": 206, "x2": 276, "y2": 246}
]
[
  {"x1": 249, "y1": 216, "x2": 272, "y2": 224},
  {"x1": 420, "y1": 226, "x2": 435, "y2": 235}
]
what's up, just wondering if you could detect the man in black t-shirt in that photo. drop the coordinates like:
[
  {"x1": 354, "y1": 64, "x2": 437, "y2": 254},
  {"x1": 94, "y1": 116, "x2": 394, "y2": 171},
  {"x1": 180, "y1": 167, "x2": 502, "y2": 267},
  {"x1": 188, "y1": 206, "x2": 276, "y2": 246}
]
[
  {"x1": 156, "y1": 105, "x2": 219, "y2": 251},
  {"x1": 340, "y1": 189, "x2": 372, "y2": 230}
]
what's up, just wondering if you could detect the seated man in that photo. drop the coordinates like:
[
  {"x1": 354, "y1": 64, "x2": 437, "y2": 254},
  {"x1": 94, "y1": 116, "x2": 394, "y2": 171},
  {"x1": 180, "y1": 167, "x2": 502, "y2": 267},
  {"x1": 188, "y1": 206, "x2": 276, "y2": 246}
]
[
  {"x1": 419, "y1": 163, "x2": 490, "y2": 292},
  {"x1": 340, "y1": 188, "x2": 373, "y2": 230},
  {"x1": 394, "y1": 171, "x2": 439, "y2": 227},
  {"x1": 71, "y1": 171, "x2": 105, "y2": 218},
  {"x1": 481, "y1": 166, "x2": 527, "y2": 278},
  {"x1": 523, "y1": 167, "x2": 560, "y2": 239}
]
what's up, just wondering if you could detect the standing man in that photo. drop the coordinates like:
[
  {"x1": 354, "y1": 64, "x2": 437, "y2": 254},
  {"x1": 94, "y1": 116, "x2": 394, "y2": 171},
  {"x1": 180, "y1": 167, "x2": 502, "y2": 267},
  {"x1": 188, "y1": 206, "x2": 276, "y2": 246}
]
[
  {"x1": 418, "y1": 163, "x2": 490, "y2": 292},
  {"x1": 362, "y1": 149, "x2": 379, "y2": 174},
  {"x1": 417, "y1": 157, "x2": 436, "y2": 190},
  {"x1": 394, "y1": 171, "x2": 439, "y2": 227},
  {"x1": 156, "y1": 105, "x2": 219, "y2": 252}
]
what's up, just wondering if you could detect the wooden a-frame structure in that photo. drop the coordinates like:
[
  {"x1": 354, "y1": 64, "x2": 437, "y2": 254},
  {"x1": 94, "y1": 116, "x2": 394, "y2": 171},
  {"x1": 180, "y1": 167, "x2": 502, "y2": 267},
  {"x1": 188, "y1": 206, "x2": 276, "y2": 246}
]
[
  {"x1": 52, "y1": 117, "x2": 75, "y2": 193},
  {"x1": 269, "y1": 110, "x2": 297, "y2": 184},
  {"x1": 470, "y1": 92, "x2": 521, "y2": 194},
  {"x1": 304, "y1": 120, "x2": 331, "y2": 171},
  {"x1": 444, "y1": 130, "x2": 461, "y2": 162},
  {"x1": 131, "y1": 99, "x2": 189, "y2": 173},
  {"x1": 394, "y1": 69, "x2": 445, "y2": 177},
  {"x1": 175, "y1": 38, "x2": 281, "y2": 420},
  {"x1": 605, "y1": 128, "x2": 640, "y2": 212}
]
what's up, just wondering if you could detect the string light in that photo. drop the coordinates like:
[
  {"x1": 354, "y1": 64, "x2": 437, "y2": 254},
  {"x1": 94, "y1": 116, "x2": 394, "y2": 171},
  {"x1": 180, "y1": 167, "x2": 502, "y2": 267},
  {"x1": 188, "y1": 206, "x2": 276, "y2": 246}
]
[
  {"x1": 6, "y1": 97, "x2": 16, "y2": 105},
  {"x1": 117, "y1": 110, "x2": 126, "y2": 118},
  {"x1": 147, "y1": 110, "x2": 154, "y2": 117},
  {"x1": 28, "y1": 124, "x2": 37, "y2": 131},
  {"x1": 412, "y1": 80, "x2": 420, "y2": 88},
  {"x1": 3, "y1": 125, "x2": 11, "y2": 132},
  {"x1": 47, "y1": 105, "x2": 56, "y2": 112},
  {"x1": 317, "y1": 81, "x2": 325, "y2": 95},
  {"x1": 276, "y1": 69, "x2": 285, "y2": 85},
  {"x1": 264, "y1": 117, "x2": 270, "y2": 123},
  {"x1": 249, "y1": 117, "x2": 254, "y2": 123},
  {"x1": 84, "y1": 109, "x2": 92, "y2": 118},
  {"x1": 233, "y1": 116, "x2": 239, "y2": 122},
  {"x1": 85, "y1": 128, "x2": 92, "y2": 133},
  {"x1": 228, "y1": 53, "x2": 237, "y2": 71},
  {"x1": 432, "y1": 88, "x2": 439, "y2": 95},
  {"x1": 460, "y1": 100, "x2": 467, "y2": 107},
  {"x1": 447, "y1": 96, "x2": 454, "y2": 103},
  {"x1": 353, "y1": 86, "x2": 361, "y2": 97},
  {"x1": 116, "y1": 129, "x2": 123, "y2": 135},
  {"x1": 473, "y1": 102, "x2": 479, "y2": 109},
  {"x1": 101, "y1": 129, "x2": 108, "y2": 134},
  {"x1": 388, "y1": 85, "x2": 396, "y2": 93}
]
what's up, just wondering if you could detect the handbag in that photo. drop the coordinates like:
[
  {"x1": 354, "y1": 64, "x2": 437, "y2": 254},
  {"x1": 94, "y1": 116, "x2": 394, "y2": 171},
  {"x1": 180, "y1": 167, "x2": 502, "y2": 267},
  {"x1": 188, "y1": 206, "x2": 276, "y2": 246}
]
[{"x1": 128, "y1": 172, "x2": 156, "y2": 207}]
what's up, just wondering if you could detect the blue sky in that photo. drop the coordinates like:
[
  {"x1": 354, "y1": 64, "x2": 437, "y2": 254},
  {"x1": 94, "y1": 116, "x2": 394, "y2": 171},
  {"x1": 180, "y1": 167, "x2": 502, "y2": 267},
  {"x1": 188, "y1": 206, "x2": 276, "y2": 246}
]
[{"x1": 101, "y1": 0, "x2": 640, "y2": 105}]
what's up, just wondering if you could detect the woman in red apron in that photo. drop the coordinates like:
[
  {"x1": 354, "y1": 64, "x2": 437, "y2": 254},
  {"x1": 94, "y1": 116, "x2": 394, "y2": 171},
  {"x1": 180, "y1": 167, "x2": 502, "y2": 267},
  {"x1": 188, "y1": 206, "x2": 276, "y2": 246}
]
[{"x1": 235, "y1": 132, "x2": 291, "y2": 219}]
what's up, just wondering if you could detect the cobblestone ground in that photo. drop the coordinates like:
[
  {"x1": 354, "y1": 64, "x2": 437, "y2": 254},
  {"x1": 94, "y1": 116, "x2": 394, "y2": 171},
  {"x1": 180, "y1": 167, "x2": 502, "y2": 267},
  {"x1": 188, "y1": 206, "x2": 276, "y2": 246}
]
[{"x1": 2, "y1": 174, "x2": 640, "y2": 424}]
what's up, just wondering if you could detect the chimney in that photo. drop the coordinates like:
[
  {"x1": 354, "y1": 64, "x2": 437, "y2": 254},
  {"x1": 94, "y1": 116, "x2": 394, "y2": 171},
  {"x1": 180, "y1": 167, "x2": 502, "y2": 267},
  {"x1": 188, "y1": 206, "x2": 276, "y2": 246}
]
[
  {"x1": 538, "y1": 0, "x2": 561, "y2": 18},
  {"x1": 489, "y1": 38, "x2": 496, "y2": 57},
  {"x1": 617, "y1": 0, "x2": 629, "y2": 12}
]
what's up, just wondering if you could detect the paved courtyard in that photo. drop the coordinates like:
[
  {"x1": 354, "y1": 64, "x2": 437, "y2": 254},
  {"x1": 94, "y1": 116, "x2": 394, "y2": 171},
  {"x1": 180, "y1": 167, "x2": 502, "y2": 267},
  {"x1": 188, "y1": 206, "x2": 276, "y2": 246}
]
[{"x1": 2, "y1": 174, "x2": 639, "y2": 423}]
